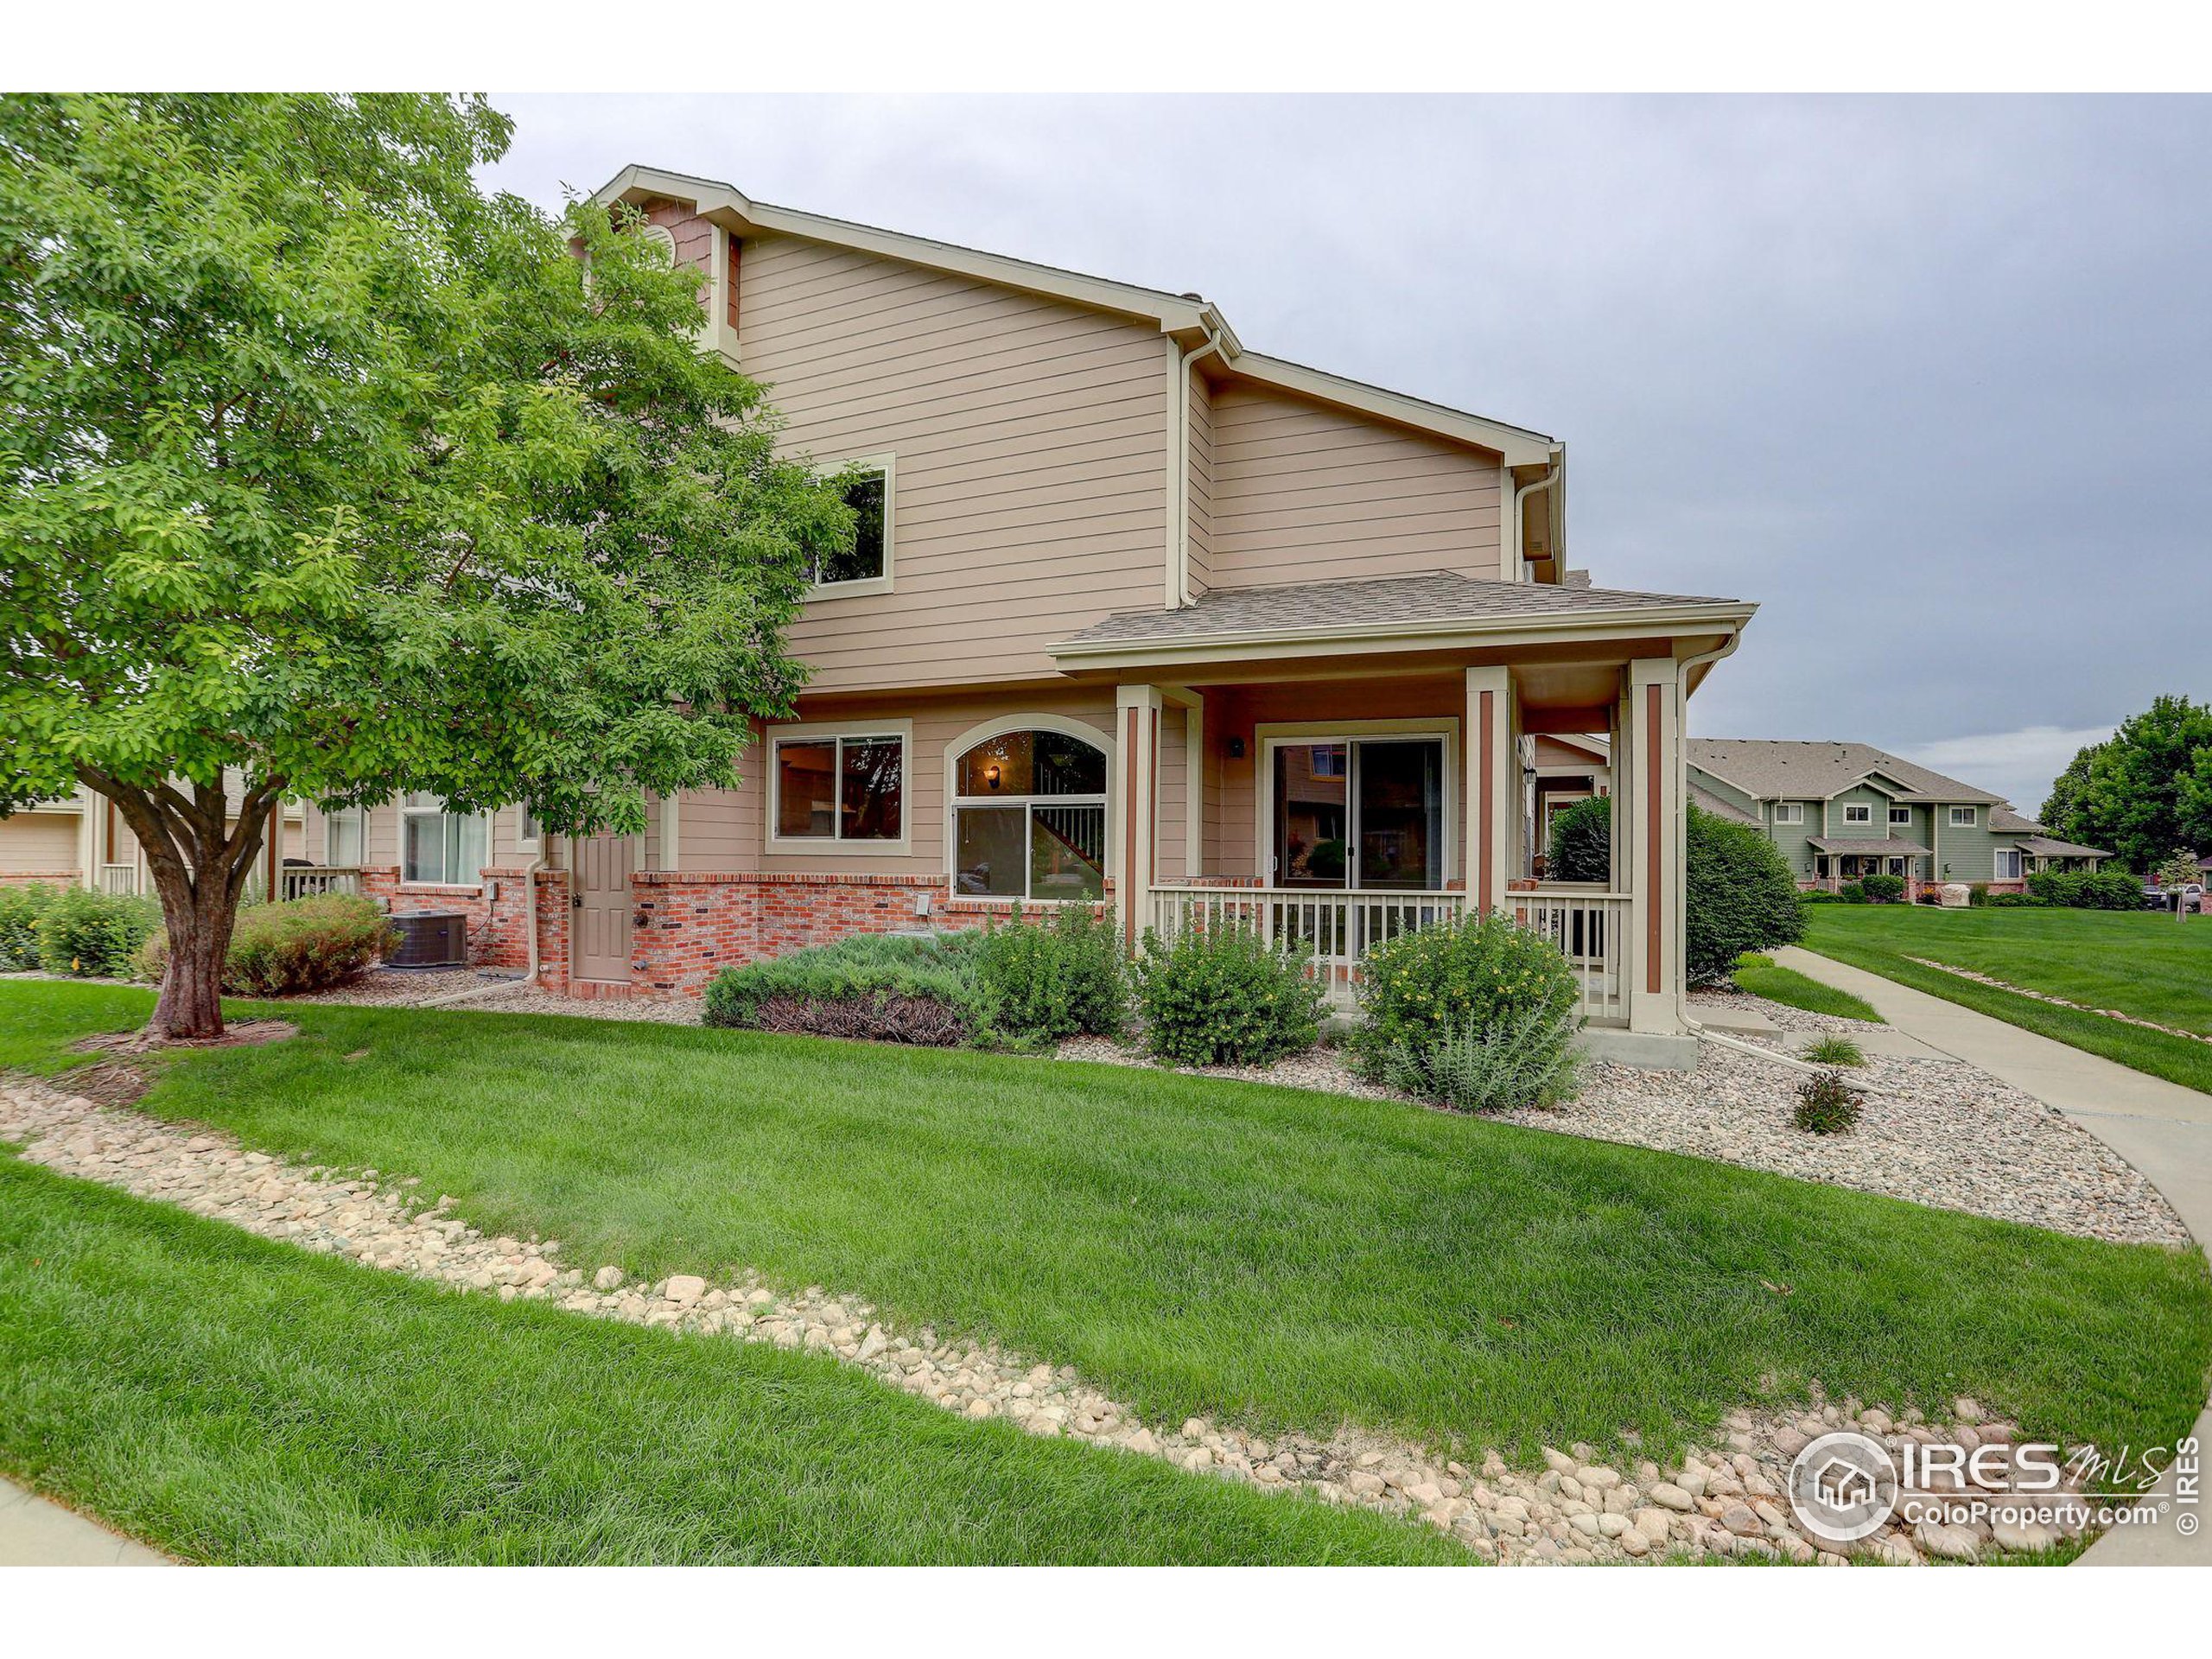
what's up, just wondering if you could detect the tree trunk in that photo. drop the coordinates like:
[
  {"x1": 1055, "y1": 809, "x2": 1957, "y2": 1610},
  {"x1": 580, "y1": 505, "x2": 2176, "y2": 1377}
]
[{"x1": 149, "y1": 877, "x2": 241, "y2": 1040}]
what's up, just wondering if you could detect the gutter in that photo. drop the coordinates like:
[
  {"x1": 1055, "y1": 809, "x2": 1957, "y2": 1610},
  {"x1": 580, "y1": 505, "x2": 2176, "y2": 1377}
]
[{"x1": 1172, "y1": 324, "x2": 1229, "y2": 607}]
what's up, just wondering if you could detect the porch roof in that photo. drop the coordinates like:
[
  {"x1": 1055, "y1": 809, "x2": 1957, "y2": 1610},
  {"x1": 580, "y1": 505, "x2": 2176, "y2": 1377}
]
[
  {"x1": 1049, "y1": 571, "x2": 1751, "y2": 662},
  {"x1": 1805, "y1": 836, "x2": 1931, "y2": 856},
  {"x1": 2014, "y1": 835, "x2": 2111, "y2": 859}
]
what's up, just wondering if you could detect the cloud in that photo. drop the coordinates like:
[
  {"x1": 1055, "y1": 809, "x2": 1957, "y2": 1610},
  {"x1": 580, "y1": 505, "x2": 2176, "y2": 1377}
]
[{"x1": 1896, "y1": 725, "x2": 2114, "y2": 815}]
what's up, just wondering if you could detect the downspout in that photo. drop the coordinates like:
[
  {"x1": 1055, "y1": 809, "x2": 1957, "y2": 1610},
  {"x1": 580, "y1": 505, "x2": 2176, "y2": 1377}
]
[
  {"x1": 1510, "y1": 458, "x2": 1560, "y2": 582},
  {"x1": 520, "y1": 853, "x2": 545, "y2": 987},
  {"x1": 1173, "y1": 327, "x2": 1226, "y2": 607}
]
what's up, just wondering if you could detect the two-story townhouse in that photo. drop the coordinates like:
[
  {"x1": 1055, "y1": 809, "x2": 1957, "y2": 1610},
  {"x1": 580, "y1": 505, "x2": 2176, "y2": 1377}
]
[
  {"x1": 291, "y1": 165, "x2": 1758, "y2": 1047},
  {"x1": 1685, "y1": 740, "x2": 2110, "y2": 894}
]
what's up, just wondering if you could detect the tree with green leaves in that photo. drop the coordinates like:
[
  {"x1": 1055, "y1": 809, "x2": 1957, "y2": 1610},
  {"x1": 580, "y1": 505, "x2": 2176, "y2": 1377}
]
[
  {"x1": 2038, "y1": 696, "x2": 2212, "y2": 873},
  {"x1": 1, "y1": 94, "x2": 852, "y2": 1038}
]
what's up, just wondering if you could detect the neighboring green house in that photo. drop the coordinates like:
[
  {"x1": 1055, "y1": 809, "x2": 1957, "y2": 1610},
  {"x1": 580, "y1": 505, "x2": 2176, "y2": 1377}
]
[{"x1": 1685, "y1": 740, "x2": 2111, "y2": 893}]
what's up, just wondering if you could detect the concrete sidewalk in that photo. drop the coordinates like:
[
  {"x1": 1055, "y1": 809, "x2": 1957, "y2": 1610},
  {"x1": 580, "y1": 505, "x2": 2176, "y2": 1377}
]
[
  {"x1": 0, "y1": 1475, "x2": 170, "y2": 1566},
  {"x1": 1778, "y1": 946, "x2": 2212, "y2": 1566}
]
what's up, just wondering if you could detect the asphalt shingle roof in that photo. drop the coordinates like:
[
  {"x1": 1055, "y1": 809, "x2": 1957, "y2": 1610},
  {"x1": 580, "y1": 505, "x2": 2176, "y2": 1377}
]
[
  {"x1": 1054, "y1": 572, "x2": 1745, "y2": 649},
  {"x1": 1686, "y1": 740, "x2": 2007, "y2": 806}
]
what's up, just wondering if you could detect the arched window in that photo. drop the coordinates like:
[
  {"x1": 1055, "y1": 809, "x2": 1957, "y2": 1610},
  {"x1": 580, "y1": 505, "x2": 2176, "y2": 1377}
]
[{"x1": 950, "y1": 724, "x2": 1109, "y2": 900}]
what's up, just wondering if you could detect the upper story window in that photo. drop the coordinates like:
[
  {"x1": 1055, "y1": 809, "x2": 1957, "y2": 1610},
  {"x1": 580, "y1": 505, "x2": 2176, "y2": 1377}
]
[
  {"x1": 810, "y1": 458, "x2": 893, "y2": 596},
  {"x1": 770, "y1": 728, "x2": 906, "y2": 848},
  {"x1": 1842, "y1": 804, "x2": 1874, "y2": 825},
  {"x1": 1889, "y1": 805, "x2": 1913, "y2": 826},
  {"x1": 1949, "y1": 805, "x2": 1978, "y2": 827},
  {"x1": 401, "y1": 793, "x2": 488, "y2": 885},
  {"x1": 951, "y1": 725, "x2": 1108, "y2": 901},
  {"x1": 1773, "y1": 802, "x2": 1804, "y2": 825}
]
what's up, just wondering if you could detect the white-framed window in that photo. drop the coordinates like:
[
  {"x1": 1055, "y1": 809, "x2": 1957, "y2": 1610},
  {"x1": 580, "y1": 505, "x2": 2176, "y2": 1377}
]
[
  {"x1": 1774, "y1": 802, "x2": 1804, "y2": 824},
  {"x1": 517, "y1": 807, "x2": 542, "y2": 853},
  {"x1": 767, "y1": 725, "x2": 908, "y2": 850},
  {"x1": 1949, "y1": 804, "x2": 1977, "y2": 827},
  {"x1": 1842, "y1": 803, "x2": 1874, "y2": 825},
  {"x1": 324, "y1": 807, "x2": 367, "y2": 868},
  {"x1": 809, "y1": 455, "x2": 893, "y2": 596},
  {"x1": 1889, "y1": 805, "x2": 1912, "y2": 826},
  {"x1": 949, "y1": 721, "x2": 1109, "y2": 901},
  {"x1": 400, "y1": 794, "x2": 489, "y2": 885},
  {"x1": 1994, "y1": 848, "x2": 2023, "y2": 880}
]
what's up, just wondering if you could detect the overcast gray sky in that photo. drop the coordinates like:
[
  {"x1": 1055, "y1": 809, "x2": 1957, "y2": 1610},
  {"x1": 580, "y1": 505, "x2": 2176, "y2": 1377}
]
[{"x1": 483, "y1": 94, "x2": 2208, "y2": 816}]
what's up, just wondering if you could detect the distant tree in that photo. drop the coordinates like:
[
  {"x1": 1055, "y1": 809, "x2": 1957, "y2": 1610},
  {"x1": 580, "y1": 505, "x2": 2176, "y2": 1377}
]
[
  {"x1": 2040, "y1": 696, "x2": 2212, "y2": 872},
  {"x1": 0, "y1": 94, "x2": 852, "y2": 1039},
  {"x1": 2151, "y1": 849, "x2": 2202, "y2": 892}
]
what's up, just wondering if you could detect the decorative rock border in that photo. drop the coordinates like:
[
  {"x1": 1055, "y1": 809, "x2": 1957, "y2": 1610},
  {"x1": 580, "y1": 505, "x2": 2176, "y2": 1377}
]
[
  {"x1": 0, "y1": 1077, "x2": 2105, "y2": 1565},
  {"x1": 1902, "y1": 957, "x2": 2212, "y2": 1048}
]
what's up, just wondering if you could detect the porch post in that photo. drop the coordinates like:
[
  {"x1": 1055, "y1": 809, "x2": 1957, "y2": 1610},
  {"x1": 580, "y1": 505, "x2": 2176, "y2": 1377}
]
[
  {"x1": 1114, "y1": 684, "x2": 1166, "y2": 951},
  {"x1": 76, "y1": 785, "x2": 99, "y2": 892},
  {"x1": 1623, "y1": 658, "x2": 1686, "y2": 1033},
  {"x1": 1464, "y1": 666, "x2": 1511, "y2": 912}
]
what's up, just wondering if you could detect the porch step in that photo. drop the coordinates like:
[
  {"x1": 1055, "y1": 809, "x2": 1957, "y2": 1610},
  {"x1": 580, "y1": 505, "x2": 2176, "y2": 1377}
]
[{"x1": 1575, "y1": 1027, "x2": 1699, "y2": 1071}]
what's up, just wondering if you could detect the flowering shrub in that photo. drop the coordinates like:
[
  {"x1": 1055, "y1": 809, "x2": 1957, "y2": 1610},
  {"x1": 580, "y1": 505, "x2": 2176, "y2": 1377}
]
[
  {"x1": 0, "y1": 883, "x2": 58, "y2": 970},
  {"x1": 1132, "y1": 921, "x2": 1323, "y2": 1066},
  {"x1": 34, "y1": 886, "x2": 161, "y2": 978},
  {"x1": 1349, "y1": 911, "x2": 1583, "y2": 1110},
  {"x1": 969, "y1": 904, "x2": 1127, "y2": 1046},
  {"x1": 136, "y1": 893, "x2": 396, "y2": 995}
]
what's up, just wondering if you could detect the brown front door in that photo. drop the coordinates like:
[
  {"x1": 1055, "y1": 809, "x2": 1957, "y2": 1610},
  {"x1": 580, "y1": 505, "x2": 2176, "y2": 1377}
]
[{"x1": 572, "y1": 834, "x2": 635, "y2": 983}]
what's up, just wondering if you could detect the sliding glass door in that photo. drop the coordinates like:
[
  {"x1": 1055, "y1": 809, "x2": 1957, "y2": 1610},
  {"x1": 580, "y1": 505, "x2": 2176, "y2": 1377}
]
[{"x1": 1272, "y1": 738, "x2": 1445, "y2": 891}]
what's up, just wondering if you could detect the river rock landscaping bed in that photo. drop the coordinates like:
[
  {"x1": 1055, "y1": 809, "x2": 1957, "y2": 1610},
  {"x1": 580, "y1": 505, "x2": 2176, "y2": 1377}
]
[{"x1": 0, "y1": 1073, "x2": 2106, "y2": 1566}]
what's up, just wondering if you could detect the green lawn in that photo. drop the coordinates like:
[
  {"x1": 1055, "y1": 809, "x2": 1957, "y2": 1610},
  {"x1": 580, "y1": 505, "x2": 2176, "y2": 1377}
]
[
  {"x1": 8, "y1": 980, "x2": 2208, "y2": 1476},
  {"x1": 1800, "y1": 906, "x2": 2212, "y2": 1095},
  {"x1": 0, "y1": 1160, "x2": 1457, "y2": 1564},
  {"x1": 1732, "y1": 953, "x2": 1885, "y2": 1023}
]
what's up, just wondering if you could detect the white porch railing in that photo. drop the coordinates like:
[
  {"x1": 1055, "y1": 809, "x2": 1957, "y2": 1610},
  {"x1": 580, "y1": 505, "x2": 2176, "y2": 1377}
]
[
  {"x1": 97, "y1": 863, "x2": 140, "y2": 896},
  {"x1": 1510, "y1": 885, "x2": 1630, "y2": 1025},
  {"x1": 278, "y1": 866, "x2": 365, "y2": 901},
  {"x1": 1144, "y1": 882, "x2": 1632, "y2": 1022},
  {"x1": 1144, "y1": 886, "x2": 1472, "y2": 1010}
]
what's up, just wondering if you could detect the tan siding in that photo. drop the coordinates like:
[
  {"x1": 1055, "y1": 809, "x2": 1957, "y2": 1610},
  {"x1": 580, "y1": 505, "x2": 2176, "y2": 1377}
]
[
  {"x1": 1209, "y1": 384, "x2": 1503, "y2": 588},
  {"x1": 1187, "y1": 369, "x2": 1214, "y2": 595},
  {"x1": 0, "y1": 810, "x2": 81, "y2": 874},
  {"x1": 1156, "y1": 707, "x2": 1187, "y2": 884},
  {"x1": 742, "y1": 232, "x2": 1169, "y2": 692}
]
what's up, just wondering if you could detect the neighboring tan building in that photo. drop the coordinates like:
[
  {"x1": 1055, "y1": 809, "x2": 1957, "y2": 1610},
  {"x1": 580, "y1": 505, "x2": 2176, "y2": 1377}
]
[
  {"x1": 1685, "y1": 740, "x2": 2110, "y2": 893},
  {"x1": 291, "y1": 164, "x2": 1760, "y2": 1044},
  {"x1": 0, "y1": 784, "x2": 304, "y2": 896}
]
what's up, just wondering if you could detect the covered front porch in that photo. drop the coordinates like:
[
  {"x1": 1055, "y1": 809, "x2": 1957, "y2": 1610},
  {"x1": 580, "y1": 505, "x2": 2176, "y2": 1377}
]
[{"x1": 1057, "y1": 575, "x2": 1752, "y2": 1037}]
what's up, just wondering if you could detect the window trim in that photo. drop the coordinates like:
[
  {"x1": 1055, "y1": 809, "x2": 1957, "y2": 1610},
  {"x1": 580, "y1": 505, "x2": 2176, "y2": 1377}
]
[
  {"x1": 1841, "y1": 802, "x2": 1875, "y2": 826},
  {"x1": 944, "y1": 714, "x2": 1116, "y2": 904},
  {"x1": 1773, "y1": 801, "x2": 1805, "y2": 825},
  {"x1": 764, "y1": 719, "x2": 912, "y2": 855},
  {"x1": 321, "y1": 805, "x2": 369, "y2": 869},
  {"x1": 397, "y1": 795, "x2": 493, "y2": 887},
  {"x1": 1889, "y1": 805, "x2": 1913, "y2": 827},
  {"x1": 1949, "y1": 804, "x2": 1978, "y2": 828},
  {"x1": 807, "y1": 454, "x2": 895, "y2": 599},
  {"x1": 1994, "y1": 847, "x2": 2023, "y2": 880}
]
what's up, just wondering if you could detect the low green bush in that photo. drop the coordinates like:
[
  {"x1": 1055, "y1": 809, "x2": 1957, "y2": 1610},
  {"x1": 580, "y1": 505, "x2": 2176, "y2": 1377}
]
[
  {"x1": 1795, "y1": 1069, "x2": 1865, "y2": 1135},
  {"x1": 2025, "y1": 869, "x2": 2146, "y2": 910},
  {"x1": 1133, "y1": 921, "x2": 1324, "y2": 1067},
  {"x1": 0, "y1": 883, "x2": 59, "y2": 970},
  {"x1": 969, "y1": 905, "x2": 1127, "y2": 1046},
  {"x1": 1858, "y1": 874, "x2": 1906, "y2": 903},
  {"x1": 1965, "y1": 882, "x2": 1992, "y2": 906},
  {"x1": 702, "y1": 932, "x2": 983, "y2": 1044},
  {"x1": 135, "y1": 893, "x2": 397, "y2": 996},
  {"x1": 33, "y1": 886, "x2": 161, "y2": 978},
  {"x1": 1349, "y1": 911, "x2": 1583, "y2": 1109},
  {"x1": 1544, "y1": 794, "x2": 1612, "y2": 883},
  {"x1": 1986, "y1": 892, "x2": 2049, "y2": 908},
  {"x1": 1685, "y1": 805, "x2": 1805, "y2": 982},
  {"x1": 1836, "y1": 881, "x2": 1867, "y2": 904}
]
